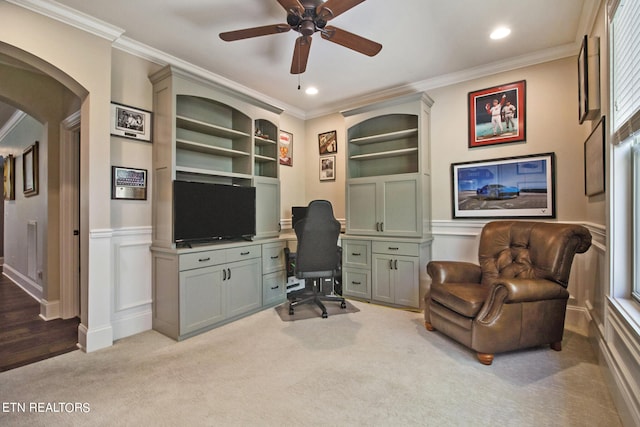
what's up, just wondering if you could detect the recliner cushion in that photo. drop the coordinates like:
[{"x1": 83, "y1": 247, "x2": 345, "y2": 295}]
[{"x1": 430, "y1": 282, "x2": 491, "y2": 318}]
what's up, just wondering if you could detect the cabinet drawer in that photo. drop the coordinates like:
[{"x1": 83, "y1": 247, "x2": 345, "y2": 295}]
[
  {"x1": 372, "y1": 241, "x2": 419, "y2": 257},
  {"x1": 180, "y1": 249, "x2": 225, "y2": 271},
  {"x1": 262, "y1": 242, "x2": 286, "y2": 274},
  {"x1": 263, "y1": 270, "x2": 286, "y2": 306},
  {"x1": 342, "y1": 268, "x2": 371, "y2": 300},
  {"x1": 226, "y1": 245, "x2": 261, "y2": 263},
  {"x1": 343, "y1": 240, "x2": 371, "y2": 269}
]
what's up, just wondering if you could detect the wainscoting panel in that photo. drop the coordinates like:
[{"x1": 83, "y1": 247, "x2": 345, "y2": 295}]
[{"x1": 111, "y1": 227, "x2": 152, "y2": 340}]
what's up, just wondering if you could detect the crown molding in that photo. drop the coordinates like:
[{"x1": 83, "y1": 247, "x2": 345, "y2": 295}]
[
  {"x1": 0, "y1": 110, "x2": 28, "y2": 142},
  {"x1": 6, "y1": 0, "x2": 124, "y2": 41}
]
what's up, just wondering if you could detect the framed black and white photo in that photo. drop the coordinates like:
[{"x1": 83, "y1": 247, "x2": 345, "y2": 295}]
[
  {"x1": 578, "y1": 35, "x2": 600, "y2": 123},
  {"x1": 111, "y1": 166, "x2": 147, "y2": 200},
  {"x1": 320, "y1": 155, "x2": 336, "y2": 181},
  {"x1": 23, "y1": 141, "x2": 39, "y2": 197},
  {"x1": 451, "y1": 152, "x2": 555, "y2": 219},
  {"x1": 110, "y1": 102, "x2": 152, "y2": 142},
  {"x1": 584, "y1": 116, "x2": 605, "y2": 196}
]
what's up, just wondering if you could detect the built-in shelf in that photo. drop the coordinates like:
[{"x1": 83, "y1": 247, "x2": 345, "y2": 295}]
[
  {"x1": 350, "y1": 147, "x2": 418, "y2": 161},
  {"x1": 254, "y1": 136, "x2": 277, "y2": 146},
  {"x1": 349, "y1": 128, "x2": 418, "y2": 145},
  {"x1": 176, "y1": 139, "x2": 250, "y2": 157},
  {"x1": 176, "y1": 116, "x2": 251, "y2": 140},
  {"x1": 175, "y1": 165, "x2": 252, "y2": 180},
  {"x1": 254, "y1": 154, "x2": 276, "y2": 163}
]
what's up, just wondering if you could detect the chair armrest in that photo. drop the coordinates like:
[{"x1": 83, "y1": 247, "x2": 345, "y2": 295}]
[
  {"x1": 494, "y1": 278, "x2": 569, "y2": 303},
  {"x1": 427, "y1": 261, "x2": 482, "y2": 284},
  {"x1": 476, "y1": 278, "x2": 570, "y2": 326}
]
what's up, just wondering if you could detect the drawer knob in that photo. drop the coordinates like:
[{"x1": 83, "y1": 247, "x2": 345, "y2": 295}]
[
  {"x1": 351, "y1": 252, "x2": 361, "y2": 256},
  {"x1": 388, "y1": 247, "x2": 399, "y2": 250},
  {"x1": 198, "y1": 257, "x2": 211, "y2": 262},
  {"x1": 270, "y1": 285, "x2": 279, "y2": 290},
  {"x1": 352, "y1": 281, "x2": 362, "y2": 285},
  {"x1": 270, "y1": 255, "x2": 279, "y2": 259},
  {"x1": 240, "y1": 251, "x2": 250, "y2": 256}
]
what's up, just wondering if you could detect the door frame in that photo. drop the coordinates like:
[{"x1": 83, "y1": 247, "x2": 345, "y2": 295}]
[{"x1": 60, "y1": 111, "x2": 80, "y2": 319}]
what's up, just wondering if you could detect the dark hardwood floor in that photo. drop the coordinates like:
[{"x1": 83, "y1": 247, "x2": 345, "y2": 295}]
[{"x1": 0, "y1": 271, "x2": 79, "y2": 372}]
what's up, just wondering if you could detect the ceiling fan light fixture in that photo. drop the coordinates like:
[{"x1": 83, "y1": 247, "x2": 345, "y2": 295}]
[
  {"x1": 305, "y1": 86, "x2": 319, "y2": 95},
  {"x1": 490, "y1": 27, "x2": 511, "y2": 40}
]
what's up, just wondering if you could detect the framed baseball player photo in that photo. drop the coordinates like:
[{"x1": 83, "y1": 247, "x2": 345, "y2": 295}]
[{"x1": 468, "y1": 80, "x2": 526, "y2": 148}]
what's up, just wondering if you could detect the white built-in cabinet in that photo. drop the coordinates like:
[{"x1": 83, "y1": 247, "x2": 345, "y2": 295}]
[
  {"x1": 341, "y1": 93, "x2": 434, "y2": 309},
  {"x1": 148, "y1": 65, "x2": 286, "y2": 340}
]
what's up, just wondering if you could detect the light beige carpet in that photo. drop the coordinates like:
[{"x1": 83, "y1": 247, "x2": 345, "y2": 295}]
[{"x1": 0, "y1": 300, "x2": 621, "y2": 426}]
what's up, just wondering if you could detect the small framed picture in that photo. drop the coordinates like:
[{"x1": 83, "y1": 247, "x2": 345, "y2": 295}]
[
  {"x1": 23, "y1": 141, "x2": 39, "y2": 197},
  {"x1": 111, "y1": 166, "x2": 148, "y2": 200},
  {"x1": 320, "y1": 156, "x2": 336, "y2": 181},
  {"x1": 584, "y1": 116, "x2": 605, "y2": 196},
  {"x1": 468, "y1": 80, "x2": 526, "y2": 148},
  {"x1": 4, "y1": 154, "x2": 15, "y2": 200},
  {"x1": 279, "y1": 130, "x2": 293, "y2": 166},
  {"x1": 318, "y1": 130, "x2": 337, "y2": 155},
  {"x1": 110, "y1": 102, "x2": 152, "y2": 142}
]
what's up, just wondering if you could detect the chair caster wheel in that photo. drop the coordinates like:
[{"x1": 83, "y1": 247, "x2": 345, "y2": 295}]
[
  {"x1": 322, "y1": 312, "x2": 328, "y2": 319},
  {"x1": 340, "y1": 302, "x2": 346, "y2": 309},
  {"x1": 289, "y1": 308, "x2": 294, "y2": 315}
]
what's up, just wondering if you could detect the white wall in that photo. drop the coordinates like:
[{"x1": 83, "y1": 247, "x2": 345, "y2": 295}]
[{"x1": 278, "y1": 112, "x2": 307, "y2": 226}]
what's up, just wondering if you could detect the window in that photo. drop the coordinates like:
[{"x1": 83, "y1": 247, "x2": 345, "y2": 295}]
[{"x1": 612, "y1": 0, "x2": 640, "y2": 303}]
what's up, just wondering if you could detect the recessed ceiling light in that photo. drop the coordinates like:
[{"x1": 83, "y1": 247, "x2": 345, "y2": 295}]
[
  {"x1": 305, "y1": 87, "x2": 319, "y2": 95},
  {"x1": 490, "y1": 27, "x2": 511, "y2": 40}
]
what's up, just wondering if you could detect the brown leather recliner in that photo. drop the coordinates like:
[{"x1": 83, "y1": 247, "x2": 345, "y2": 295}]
[{"x1": 424, "y1": 221, "x2": 592, "y2": 365}]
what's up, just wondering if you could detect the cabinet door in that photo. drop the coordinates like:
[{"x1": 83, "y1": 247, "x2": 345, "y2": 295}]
[
  {"x1": 347, "y1": 181, "x2": 378, "y2": 235},
  {"x1": 227, "y1": 259, "x2": 262, "y2": 318},
  {"x1": 372, "y1": 255, "x2": 394, "y2": 304},
  {"x1": 180, "y1": 266, "x2": 225, "y2": 335},
  {"x1": 393, "y1": 256, "x2": 420, "y2": 308},
  {"x1": 254, "y1": 177, "x2": 280, "y2": 239},
  {"x1": 381, "y1": 178, "x2": 420, "y2": 237},
  {"x1": 342, "y1": 267, "x2": 371, "y2": 300}
]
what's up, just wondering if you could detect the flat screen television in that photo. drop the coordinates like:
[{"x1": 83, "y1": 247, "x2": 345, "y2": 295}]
[{"x1": 173, "y1": 180, "x2": 256, "y2": 244}]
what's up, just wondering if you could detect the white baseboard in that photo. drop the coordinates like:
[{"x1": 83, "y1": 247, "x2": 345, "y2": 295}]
[
  {"x1": 112, "y1": 309, "x2": 152, "y2": 341},
  {"x1": 39, "y1": 299, "x2": 60, "y2": 320},
  {"x1": 78, "y1": 322, "x2": 113, "y2": 353},
  {"x1": 2, "y1": 263, "x2": 42, "y2": 301}
]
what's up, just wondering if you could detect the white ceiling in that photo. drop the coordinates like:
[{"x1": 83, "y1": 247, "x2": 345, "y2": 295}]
[{"x1": 3, "y1": 0, "x2": 599, "y2": 120}]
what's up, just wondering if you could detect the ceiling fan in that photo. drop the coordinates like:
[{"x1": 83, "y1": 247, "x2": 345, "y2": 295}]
[{"x1": 219, "y1": 0, "x2": 382, "y2": 74}]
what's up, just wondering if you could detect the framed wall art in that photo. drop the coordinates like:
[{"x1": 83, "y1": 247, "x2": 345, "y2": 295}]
[
  {"x1": 279, "y1": 130, "x2": 293, "y2": 166},
  {"x1": 468, "y1": 80, "x2": 526, "y2": 148},
  {"x1": 578, "y1": 35, "x2": 601, "y2": 123},
  {"x1": 110, "y1": 102, "x2": 152, "y2": 142},
  {"x1": 584, "y1": 116, "x2": 605, "y2": 196},
  {"x1": 23, "y1": 141, "x2": 39, "y2": 197},
  {"x1": 111, "y1": 166, "x2": 148, "y2": 200},
  {"x1": 318, "y1": 130, "x2": 337, "y2": 155},
  {"x1": 320, "y1": 155, "x2": 336, "y2": 181},
  {"x1": 451, "y1": 152, "x2": 555, "y2": 219},
  {"x1": 3, "y1": 154, "x2": 15, "y2": 200}
]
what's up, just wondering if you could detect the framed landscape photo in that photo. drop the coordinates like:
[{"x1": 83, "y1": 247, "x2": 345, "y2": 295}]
[
  {"x1": 110, "y1": 102, "x2": 152, "y2": 142},
  {"x1": 111, "y1": 166, "x2": 148, "y2": 200},
  {"x1": 468, "y1": 80, "x2": 526, "y2": 148},
  {"x1": 318, "y1": 130, "x2": 337, "y2": 155},
  {"x1": 584, "y1": 116, "x2": 605, "y2": 196},
  {"x1": 320, "y1": 155, "x2": 336, "y2": 181},
  {"x1": 451, "y1": 152, "x2": 555, "y2": 219},
  {"x1": 23, "y1": 141, "x2": 39, "y2": 197},
  {"x1": 279, "y1": 130, "x2": 293, "y2": 166}
]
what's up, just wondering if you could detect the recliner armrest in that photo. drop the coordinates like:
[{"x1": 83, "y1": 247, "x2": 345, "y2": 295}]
[
  {"x1": 493, "y1": 278, "x2": 570, "y2": 303},
  {"x1": 427, "y1": 261, "x2": 482, "y2": 284}
]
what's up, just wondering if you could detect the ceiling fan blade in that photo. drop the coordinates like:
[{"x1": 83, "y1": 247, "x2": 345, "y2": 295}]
[
  {"x1": 219, "y1": 24, "x2": 290, "y2": 42},
  {"x1": 321, "y1": 26, "x2": 382, "y2": 56},
  {"x1": 317, "y1": 0, "x2": 366, "y2": 21},
  {"x1": 291, "y1": 36, "x2": 312, "y2": 74},
  {"x1": 276, "y1": 0, "x2": 304, "y2": 15}
]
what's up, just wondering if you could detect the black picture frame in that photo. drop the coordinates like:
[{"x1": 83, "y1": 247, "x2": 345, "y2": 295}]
[
  {"x1": 451, "y1": 152, "x2": 556, "y2": 219},
  {"x1": 578, "y1": 35, "x2": 601, "y2": 123},
  {"x1": 23, "y1": 141, "x2": 39, "y2": 197},
  {"x1": 584, "y1": 116, "x2": 606, "y2": 196},
  {"x1": 111, "y1": 166, "x2": 148, "y2": 200},
  {"x1": 110, "y1": 102, "x2": 152, "y2": 142},
  {"x1": 578, "y1": 35, "x2": 589, "y2": 124},
  {"x1": 318, "y1": 130, "x2": 337, "y2": 155}
]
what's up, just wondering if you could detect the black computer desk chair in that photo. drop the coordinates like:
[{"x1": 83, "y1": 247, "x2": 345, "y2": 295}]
[{"x1": 289, "y1": 200, "x2": 346, "y2": 318}]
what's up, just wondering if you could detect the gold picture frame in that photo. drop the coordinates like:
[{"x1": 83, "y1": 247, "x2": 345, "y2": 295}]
[{"x1": 4, "y1": 154, "x2": 15, "y2": 200}]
